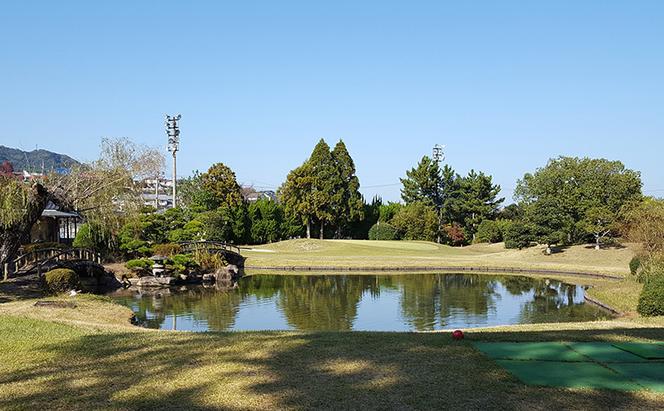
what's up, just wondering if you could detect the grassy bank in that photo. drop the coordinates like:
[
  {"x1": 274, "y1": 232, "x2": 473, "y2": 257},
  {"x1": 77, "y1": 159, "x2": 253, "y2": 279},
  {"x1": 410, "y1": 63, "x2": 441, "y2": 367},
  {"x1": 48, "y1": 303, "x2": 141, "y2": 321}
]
[
  {"x1": 1, "y1": 296, "x2": 663, "y2": 410},
  {"x1": 244, "y1": 239, "x2": 636, "y2": 276},
  {"x1": 244, "y1": 239, "x2": 645, "y2": 315}
]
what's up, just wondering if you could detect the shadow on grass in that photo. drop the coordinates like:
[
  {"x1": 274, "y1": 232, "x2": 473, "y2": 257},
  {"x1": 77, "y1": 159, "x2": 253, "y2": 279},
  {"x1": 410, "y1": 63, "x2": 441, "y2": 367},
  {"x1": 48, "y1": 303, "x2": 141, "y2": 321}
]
[{"x1": 2, "y1": 326, "x2": 664, "y2": 410}]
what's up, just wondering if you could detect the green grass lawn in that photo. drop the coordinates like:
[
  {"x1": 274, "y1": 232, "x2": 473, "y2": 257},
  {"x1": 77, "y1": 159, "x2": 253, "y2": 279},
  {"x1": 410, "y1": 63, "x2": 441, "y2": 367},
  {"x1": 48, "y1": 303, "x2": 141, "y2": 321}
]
[
  {"x1": 1, "y1": 297, "x2": 663, "y2": 410},
  {"x1": 244, "y1": 239, "x2": 636, "y2": 276},
  {"x1": 1, "y1": 241, "x2": 662, "y2": 409}
]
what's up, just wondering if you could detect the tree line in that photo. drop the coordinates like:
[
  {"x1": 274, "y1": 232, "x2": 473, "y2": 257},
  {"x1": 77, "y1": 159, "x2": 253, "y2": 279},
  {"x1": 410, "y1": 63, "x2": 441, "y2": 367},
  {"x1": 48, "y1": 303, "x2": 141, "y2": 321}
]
[{"x1": 1, "y1": 136, "x2": 658, "y2": 265}]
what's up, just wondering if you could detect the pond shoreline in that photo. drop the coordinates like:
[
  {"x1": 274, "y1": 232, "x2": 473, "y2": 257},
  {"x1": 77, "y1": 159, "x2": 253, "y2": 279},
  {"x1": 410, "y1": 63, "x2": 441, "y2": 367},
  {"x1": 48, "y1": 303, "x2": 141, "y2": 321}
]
[{"x1": 246, "y1": 265, "x2": 624, "y2": 280}]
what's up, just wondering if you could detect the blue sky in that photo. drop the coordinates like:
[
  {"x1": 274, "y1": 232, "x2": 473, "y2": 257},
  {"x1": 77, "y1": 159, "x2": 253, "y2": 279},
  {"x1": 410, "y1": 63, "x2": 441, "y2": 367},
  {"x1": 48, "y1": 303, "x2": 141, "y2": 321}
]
[{"x1": 1, "y1": 1, "x2": 663, "y2": 202}]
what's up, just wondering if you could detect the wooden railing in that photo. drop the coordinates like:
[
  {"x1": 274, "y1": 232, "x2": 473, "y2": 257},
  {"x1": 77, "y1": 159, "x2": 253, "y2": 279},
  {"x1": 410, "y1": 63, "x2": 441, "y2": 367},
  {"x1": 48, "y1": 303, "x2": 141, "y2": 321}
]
[{"x1": 3, "y1": 247, "x2": 102, "y2": 280}]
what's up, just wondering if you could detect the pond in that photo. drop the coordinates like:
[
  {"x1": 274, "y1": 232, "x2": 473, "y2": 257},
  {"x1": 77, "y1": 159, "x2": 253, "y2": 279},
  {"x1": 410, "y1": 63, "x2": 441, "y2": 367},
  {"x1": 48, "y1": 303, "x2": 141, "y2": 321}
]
[{"x1": 108, "y1": 273, "x2": 613, "y2": 332}]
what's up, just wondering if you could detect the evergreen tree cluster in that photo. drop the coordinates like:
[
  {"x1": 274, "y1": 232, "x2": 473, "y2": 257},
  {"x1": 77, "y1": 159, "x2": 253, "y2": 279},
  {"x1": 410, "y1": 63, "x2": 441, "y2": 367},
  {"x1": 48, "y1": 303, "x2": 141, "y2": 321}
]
[
  {"x1": 398, "y1": 155, "x2": 504, "y2": 244},
  {"x1": 279, "y1": 139, "x2": 364, "y2": 239}
]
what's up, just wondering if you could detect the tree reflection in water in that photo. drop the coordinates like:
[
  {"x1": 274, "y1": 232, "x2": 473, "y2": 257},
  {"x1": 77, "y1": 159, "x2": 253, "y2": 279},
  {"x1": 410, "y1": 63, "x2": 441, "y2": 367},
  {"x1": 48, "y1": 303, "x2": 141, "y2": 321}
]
[{"x1": 109, "y1": 273, "x2": 612, "y2": 332}]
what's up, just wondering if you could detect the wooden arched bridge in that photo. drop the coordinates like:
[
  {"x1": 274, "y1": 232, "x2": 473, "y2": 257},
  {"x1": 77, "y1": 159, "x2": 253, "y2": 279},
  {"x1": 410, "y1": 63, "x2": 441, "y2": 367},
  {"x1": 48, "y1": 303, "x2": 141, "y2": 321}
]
[
  {"x1": 3, "y1": 247, "x2": 103, "y2": 279},
  {"x1": 178, "y1": 241, "x2": 246, "y2": 268}
]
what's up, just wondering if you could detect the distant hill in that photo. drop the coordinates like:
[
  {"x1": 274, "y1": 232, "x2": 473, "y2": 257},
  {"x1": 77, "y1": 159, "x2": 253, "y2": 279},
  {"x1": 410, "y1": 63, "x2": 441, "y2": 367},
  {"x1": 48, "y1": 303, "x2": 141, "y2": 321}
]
[{"x1": 0, "y1": 145, "x2": 80, "y2": 172}]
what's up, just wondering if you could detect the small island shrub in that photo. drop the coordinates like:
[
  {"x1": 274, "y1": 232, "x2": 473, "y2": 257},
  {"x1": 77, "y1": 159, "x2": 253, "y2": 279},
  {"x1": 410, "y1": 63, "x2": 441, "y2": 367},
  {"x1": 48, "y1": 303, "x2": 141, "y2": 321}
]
[
  {"x1": 637, "y1": 275, "x2": 664, "y2": 317},
  {"x1": 125, "y1": 258, "x2": 153, "y2": 276},
  {"x1": 368, "y1": 223, "x2": 399, "y2": 241},
  {"x1": 153, "y1": 243, "x2": 182, "y2": 257},
  {"x1": 44, "y1": 268, "x2": 80, "y2": 293},
  {"x1": 193, "y1": 250, "x2": 224, "y2": 272},
  {"x1": 166, "y1": 254, "x2": 199, "y2": 275}
]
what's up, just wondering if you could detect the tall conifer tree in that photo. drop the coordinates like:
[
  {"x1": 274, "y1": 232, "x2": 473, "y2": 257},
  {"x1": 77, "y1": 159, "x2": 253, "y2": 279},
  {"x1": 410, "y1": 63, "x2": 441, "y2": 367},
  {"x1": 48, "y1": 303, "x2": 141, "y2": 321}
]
[{"x1": 331, "y1": 140, "x2": 364, "y2": 238}]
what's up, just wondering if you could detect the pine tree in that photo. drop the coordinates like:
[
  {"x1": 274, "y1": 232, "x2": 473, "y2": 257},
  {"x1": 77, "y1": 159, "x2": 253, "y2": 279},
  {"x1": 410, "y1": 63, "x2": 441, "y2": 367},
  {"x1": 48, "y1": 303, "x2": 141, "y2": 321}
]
[
  {"x1": 401, "y1": 157, "x2": 462, "y2": 242},
  {"x1": 450, "y1": 170, "x2": 504, "y2": 241},
  {"x1": 400, "y1": 156, "x2": 443, "y2": 208}
]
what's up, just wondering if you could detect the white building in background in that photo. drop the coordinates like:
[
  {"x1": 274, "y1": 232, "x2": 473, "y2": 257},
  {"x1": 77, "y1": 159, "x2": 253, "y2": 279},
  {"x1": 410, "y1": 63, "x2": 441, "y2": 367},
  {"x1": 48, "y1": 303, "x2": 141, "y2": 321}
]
[
  {"x1": 141, "y1": 178, "x2": 174, "y2": 210},
  {"x1": 244, "y1": 189, "x2": 277, "y2": 203}
]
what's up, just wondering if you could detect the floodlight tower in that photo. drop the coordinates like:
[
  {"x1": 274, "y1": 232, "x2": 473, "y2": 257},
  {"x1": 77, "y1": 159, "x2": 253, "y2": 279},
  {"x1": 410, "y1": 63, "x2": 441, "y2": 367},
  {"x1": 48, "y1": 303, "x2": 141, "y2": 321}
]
[
  {"x1": 432, "y1": 144, "x2": 445, "y2": 164},
  {"x1": 432, "y1": 144, "x2": 446, "y2": 244},
  {"x1": 166, "y1": 114, "x2": 182, "y2": 208}
]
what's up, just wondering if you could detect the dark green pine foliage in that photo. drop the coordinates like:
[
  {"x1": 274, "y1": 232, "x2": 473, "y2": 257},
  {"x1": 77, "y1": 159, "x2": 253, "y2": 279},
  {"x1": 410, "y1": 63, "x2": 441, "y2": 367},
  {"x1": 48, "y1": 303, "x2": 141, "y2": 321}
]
[
  {"x1": 450, "y1": 170, "x2": 504, "y2": 240},
  {"x1": 308, "y1": 139, "x2": 338, "y2": 239},
  {"x1": 400, "y1": 156, "x2": 444, "y2": 209},
  {"x1": 331, "y1": 140, "x2": 365, "y2": 238}
]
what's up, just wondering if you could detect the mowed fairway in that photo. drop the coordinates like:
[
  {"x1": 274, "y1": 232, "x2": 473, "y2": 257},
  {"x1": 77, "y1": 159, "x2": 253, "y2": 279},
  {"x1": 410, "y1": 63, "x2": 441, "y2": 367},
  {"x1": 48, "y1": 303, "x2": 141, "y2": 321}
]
[
  {"x1": 244, "y1": 239, "x2": 636, "y2": 276},
  {"x1": 1, "y1": 298, "x2": 664, "y2": 411}
]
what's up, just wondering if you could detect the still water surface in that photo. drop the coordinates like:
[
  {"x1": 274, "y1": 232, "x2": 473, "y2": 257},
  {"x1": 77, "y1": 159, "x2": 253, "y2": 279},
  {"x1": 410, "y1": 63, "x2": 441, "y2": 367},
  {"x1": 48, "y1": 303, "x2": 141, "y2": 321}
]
[{"x1": 109, "y1": 274, "x2": 612, "y2": 332}]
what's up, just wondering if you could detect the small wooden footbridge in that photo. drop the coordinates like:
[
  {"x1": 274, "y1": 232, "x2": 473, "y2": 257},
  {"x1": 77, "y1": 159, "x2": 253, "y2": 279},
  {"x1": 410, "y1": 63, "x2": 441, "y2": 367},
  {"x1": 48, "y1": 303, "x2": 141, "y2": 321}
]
[{"x1": 3, "y1": 247, "x2": 103, "y2": 280}]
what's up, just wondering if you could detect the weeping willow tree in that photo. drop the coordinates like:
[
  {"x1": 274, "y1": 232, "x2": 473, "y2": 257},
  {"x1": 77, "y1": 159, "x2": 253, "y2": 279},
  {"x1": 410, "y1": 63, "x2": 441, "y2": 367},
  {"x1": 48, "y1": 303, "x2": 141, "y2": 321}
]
[
  {"x1": 0, "y1": 137, "x2": 164, "y2": 267},
  {"x1": 0, "y1": 179, "x2": 49, "y2": 267}
]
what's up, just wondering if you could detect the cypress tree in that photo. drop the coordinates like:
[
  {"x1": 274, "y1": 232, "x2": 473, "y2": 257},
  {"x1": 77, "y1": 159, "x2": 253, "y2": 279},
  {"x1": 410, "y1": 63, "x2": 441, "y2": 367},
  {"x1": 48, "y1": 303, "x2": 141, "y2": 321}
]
[
  {"x1": 331, "y1": 140, "x2": 364, "y2": 238},
  {"x1": 308, "y1": 139, "x2": 337, "y2": 239}
]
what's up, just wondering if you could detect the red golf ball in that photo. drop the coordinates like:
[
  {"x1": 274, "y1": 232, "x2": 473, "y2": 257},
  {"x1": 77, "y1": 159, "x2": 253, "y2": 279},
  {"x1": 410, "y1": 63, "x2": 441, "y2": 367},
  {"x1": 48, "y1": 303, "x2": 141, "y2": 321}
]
[{"x1": 452, "y1": 330, "x2": 464, "y2": 340}]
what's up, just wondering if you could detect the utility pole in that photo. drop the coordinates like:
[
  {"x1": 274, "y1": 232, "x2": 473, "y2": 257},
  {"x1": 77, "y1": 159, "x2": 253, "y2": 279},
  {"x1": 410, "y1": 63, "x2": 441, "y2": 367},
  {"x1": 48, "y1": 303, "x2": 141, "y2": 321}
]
[{"x1": 166, "y1": 114, "x2": 181, "y2": 208}]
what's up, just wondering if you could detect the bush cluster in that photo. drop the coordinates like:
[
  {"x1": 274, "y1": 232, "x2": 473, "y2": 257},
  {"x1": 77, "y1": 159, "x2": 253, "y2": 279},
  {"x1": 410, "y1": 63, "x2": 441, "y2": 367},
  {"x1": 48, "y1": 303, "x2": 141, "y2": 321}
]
[
  {"x1": 504, "y1": 222, "x2": 534, "y2": 249},
  {"x1": 368, "y1": 223, "x2": 399, "y2": 241},
  {"x1": 125, "y1": 259, "x2": 153, "y2": 276},
  {"x1": 637, "y1": 275, "x2": 664, "y2": 317},
  {"x1": 475, "y1": 220, "x2": 513, "y2": 244},
  {"x1": 44, "y1": 268, "x2": 80, "y2": 294},
  {"x1": 166, "y1": 254, "x2": 199, "y2": 275},
  {"x1": 152, "y1": 243, "x2": 182, "y2": 257}
]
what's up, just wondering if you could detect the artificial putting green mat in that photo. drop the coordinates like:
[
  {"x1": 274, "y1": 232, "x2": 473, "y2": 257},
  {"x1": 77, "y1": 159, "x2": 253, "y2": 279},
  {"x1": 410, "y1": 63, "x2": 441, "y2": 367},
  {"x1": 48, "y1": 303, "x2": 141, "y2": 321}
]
[
  {"x1": 612, "y1": 342, "x2": 664, "y2": 360},
  {"x1": 496, "y1": 360, "x2": 643, "y2": 391},
  {"x1": 566, "y1": 343, "x2": 649, "y2": 363},
  {"x1": 606, "y1": 363, "x2": 664, "y2": 393},
  {"x1": 473, "y1": 342, "x2": 587, "y2": 362}
]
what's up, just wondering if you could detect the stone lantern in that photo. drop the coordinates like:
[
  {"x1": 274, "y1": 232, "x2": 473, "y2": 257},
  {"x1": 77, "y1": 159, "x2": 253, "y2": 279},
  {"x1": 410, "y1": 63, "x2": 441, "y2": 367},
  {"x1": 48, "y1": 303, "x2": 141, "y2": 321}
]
[{"x1": 150, "y1": 255, "x2": 167, "y2": 277}]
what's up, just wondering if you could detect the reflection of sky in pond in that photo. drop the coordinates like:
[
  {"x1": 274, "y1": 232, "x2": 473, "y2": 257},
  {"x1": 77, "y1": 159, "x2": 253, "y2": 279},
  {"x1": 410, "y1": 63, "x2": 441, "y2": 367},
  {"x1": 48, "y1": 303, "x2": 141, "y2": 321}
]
[{"x1": 110, "y1": 274, "x2": 610, "y2": 332}]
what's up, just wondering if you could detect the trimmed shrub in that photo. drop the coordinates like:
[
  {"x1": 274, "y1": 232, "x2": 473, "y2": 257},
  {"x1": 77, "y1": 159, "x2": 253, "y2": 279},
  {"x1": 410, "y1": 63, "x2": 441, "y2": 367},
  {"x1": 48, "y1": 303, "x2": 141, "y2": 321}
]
[
  {"x1": 166, "y1": 254, "x2": 199, "y2": 275},
  {"x1": 637, "y1": 275, "x2": 664, "y2": 317},
  {"x1": 629, "y1": 256, "x2": 642, "y2": 276},
  {"x1": 504, "y1": 221, "x2": 535, "y2": 249},
  {"x1": 152, "y1": 243, "x2": 182, "y2": 257},
  {"x1": 120, "y1": 239, "x2": 153, "y2": 257},
  {"x1": 125, "y1": 259, "x2": 153, "y2": 276},
  {"x1": 368, "y1": 223, "x2": 399, "y2": 241},
  {"x1": 44, "y1": 268, "x2": 80, "y2": 293}
]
